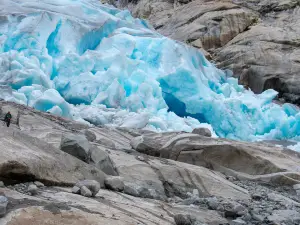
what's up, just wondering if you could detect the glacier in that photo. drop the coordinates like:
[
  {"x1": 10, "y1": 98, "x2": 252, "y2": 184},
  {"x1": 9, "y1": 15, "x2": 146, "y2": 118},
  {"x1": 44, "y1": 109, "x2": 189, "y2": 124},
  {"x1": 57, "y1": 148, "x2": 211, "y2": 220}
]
[{"x1": 0, "y1": 0, "x2": 299, "y2": 146}]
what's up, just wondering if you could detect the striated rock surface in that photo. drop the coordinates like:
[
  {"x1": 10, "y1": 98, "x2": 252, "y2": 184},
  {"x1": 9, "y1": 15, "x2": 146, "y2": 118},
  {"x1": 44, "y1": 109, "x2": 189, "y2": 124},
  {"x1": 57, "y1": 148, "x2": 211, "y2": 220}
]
[{"x1": 1, "y1": 100, "x2": 300, "y2": 224}]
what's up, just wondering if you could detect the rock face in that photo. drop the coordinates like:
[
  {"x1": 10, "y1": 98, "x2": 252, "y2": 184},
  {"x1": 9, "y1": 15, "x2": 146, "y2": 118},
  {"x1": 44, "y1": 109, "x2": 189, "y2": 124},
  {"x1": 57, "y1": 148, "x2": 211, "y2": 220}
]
[
  {"x1": 2, "y1": 100, "x2": 300, "y2": 224},
  {"x1": 131, "y1": 132, "x2": 300, "y2": 185},
  {"x1": 112, "y1": 0, "x2": 300, "y2": 105}
]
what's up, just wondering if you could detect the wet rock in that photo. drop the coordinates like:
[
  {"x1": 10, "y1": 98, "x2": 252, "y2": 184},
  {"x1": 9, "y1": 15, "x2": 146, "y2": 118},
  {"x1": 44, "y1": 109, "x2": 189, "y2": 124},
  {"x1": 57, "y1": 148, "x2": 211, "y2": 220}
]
[
  {"x1": 104, "y1": 176, "x2": 124, "y2": 192},
  {"x1": 0, "y1": 196, "x2": 8, "y2": 217},
  {"x1": 0, "y1": 181, "x2": 4, "y2": 188},
  {"x1": 80, "y1": 186, "x2": 92, "y2": 197},
  {"x1": 75, "y1": 180, "x2": 100, "y2": 197},
  {"x1": 192, "y1": 128, "x2": 212, "y2": 137},
  {"x1": 27, "y1": 184, "x2": 38, "y2": 195}
]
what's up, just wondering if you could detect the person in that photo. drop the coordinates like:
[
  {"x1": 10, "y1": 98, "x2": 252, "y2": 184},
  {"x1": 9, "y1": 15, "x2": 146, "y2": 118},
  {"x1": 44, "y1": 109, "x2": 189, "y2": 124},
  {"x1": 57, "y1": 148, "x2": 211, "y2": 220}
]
[{"x1": 4, "y1": 111, "x2": 12, "y2": 127}]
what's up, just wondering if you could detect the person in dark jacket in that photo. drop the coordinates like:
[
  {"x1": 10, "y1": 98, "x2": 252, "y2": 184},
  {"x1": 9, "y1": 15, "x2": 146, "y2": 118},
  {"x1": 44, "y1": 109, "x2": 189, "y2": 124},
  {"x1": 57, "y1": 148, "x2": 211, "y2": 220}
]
[{"x1": 4, "y1": 112, "x2": 12, "y2": 127}]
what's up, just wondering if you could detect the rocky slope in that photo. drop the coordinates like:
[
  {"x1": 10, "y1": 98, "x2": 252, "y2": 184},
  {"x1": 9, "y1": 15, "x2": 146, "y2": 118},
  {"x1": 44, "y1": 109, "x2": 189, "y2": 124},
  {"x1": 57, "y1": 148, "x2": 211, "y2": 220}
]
[
  {"x1": 109, "y1": 0, "x2": 300, "y2": 105},
  {"x1": 1, "y1": 100, "x2": 300, "y2": 224}
]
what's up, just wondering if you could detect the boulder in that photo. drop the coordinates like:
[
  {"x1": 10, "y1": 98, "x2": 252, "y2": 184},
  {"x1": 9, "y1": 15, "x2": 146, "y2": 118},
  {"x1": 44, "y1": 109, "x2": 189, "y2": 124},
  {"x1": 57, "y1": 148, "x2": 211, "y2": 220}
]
[
  {"x1": 221, "y1": 200, "x2": 247, "y2": 218},
  {"x1": 192, "y1": 128, "x2": 211, "y2": 137},
  {"x1": 28, "y1": 184, "x2": 38, "y2": 195},
  {"x1": 174, "y1": 214, "x2": 193, "y2": 225},
  {"x1": 34, "y1": 181, "x2": 45, "y2": 188},
  {"x1": 206, "y1": 197, "x2": 218, "y2": 210},
  {"x1": 0, "y1": 196, "x2": 8, "y2": 217},
  {"x1": 75, "y1": 180, "x2": 100, "y2": 197},
  {"x1": 60, "y1": 133, "x2": 91, "y2": 163},
  {"x1": 104, "y1": 176, "x2": 124, "y2": 192},
  {"x1": 90, "y1": 145, "x2": 118, "y2": 176},
  {"x1": 0, "y1": 181, "x2": 4, "y2": 188},
  {"x1": 84, "y1": 130, "x2": 97, "y2": 142},
  {"x1": 72, "y1": 186, "x2": 80, "y2": 194},
  {"x1": 80, "y1": 186, "x2": 92, "y2": 197}
]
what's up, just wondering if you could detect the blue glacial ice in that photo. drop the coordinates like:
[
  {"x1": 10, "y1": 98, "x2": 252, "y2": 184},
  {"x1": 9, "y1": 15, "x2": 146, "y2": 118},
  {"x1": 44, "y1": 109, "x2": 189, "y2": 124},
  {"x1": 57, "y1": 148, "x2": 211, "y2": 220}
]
[{"x1": 0, "y1": 0, "x2": 299, "y2": 146}]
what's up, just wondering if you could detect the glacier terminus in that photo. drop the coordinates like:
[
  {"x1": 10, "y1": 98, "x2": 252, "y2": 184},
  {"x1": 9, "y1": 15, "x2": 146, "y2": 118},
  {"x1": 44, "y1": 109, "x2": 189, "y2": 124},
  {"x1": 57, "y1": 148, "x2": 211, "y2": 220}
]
[{"x1": 0, "y1": 0, "x2": 299, "y2": 149}]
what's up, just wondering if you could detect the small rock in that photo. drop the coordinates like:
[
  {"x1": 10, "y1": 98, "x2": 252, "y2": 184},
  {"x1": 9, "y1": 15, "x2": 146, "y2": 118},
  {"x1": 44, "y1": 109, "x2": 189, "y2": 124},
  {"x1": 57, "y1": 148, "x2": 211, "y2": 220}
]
[
  {"x1": 174, "y1": 214, "x2": 193, "y2": 225},
  {"x1": 0, "y1": 196, "x2": 8, "y2": 217},
  {"x1": 293, "y1": 184, "x2": 300, "y2": 190},
  {"x1": 34, "y1": 181, "x2": 44, "y2": 188},
  {"x1": 251, "y1": 193, "x2": 263, "y2": 200},
  {"x1": 226, "y1": 176, "x2": 236, "y2": 182},
  {"x1": 137, "y1": 155, "x2": 145, "y2": 161},
  {"x1": 241, "y1": 213, "x2": 252, "y2": 221},
  {"x1": 232, "y1": 218, "x2": 246, "y2": 225},
  {"x1": 75, "y1": 180, "x2": 100, "y2": 197},
  {"x1": 206, "y1": 197, "x2": 218, "y2": 210},
  {"x1": 222, "y1": 200, "x2": 247, "y2": 218},
  {"x1": 0, "y1": 181, "x2": 4, "y2": 188},
  {"x1": 192, "y1": 128, "x2": 212, "y2": 137},
  {"x1": 181, "y1": 196, "x2": 204, "y2": 206},
  {"x1": 72, "y1": 186, "x2": 81, "y2": 194},
  {"x1": 80, "y1": 186, "x2": 92, "y2": 197},
  {"x1": 251, "y1": 213, "x2": 265, "y2": 222},
  {"x1": 104, "y1": 176, "x2": 124, "y2": 192},
  {"x1": 27, "y1": 184, "x2": 38, "y2": 195},
  {"x1": 192, "y1": 189, "x2": 199, "y2": 197}
]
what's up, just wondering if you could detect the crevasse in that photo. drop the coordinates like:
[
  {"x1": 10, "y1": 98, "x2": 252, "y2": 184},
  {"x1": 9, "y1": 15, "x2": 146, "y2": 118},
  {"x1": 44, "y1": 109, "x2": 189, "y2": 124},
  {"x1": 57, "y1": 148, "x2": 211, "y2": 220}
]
[{"x1": 0, "y1": 0, "x2": 299, "y2": 146}]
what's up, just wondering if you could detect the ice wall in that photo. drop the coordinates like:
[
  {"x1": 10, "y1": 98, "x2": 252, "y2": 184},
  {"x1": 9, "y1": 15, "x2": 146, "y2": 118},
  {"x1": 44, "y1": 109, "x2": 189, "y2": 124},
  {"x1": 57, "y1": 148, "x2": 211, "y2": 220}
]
[{"x1": 0, "y1": 0, "x2": 299, "y2": 143}]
